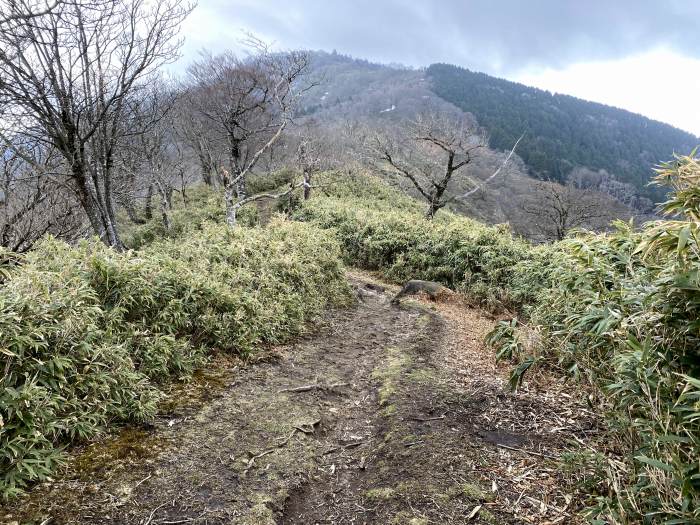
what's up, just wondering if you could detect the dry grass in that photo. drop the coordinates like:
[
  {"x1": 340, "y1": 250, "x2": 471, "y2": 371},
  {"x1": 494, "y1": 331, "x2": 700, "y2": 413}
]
[{"x1": 394, "y1": 289, "x2": 603, "y2": 524}]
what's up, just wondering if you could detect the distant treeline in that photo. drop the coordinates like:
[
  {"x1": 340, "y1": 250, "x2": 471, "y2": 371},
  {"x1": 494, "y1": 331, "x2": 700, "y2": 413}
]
[{"x1": 427, "y1": 63, "x2": 699, "y2": 201}]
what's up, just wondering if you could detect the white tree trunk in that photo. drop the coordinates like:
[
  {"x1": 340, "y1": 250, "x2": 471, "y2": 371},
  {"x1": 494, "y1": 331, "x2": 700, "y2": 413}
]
[{"x1": 225, "y1": 184, "x2": 238, "y2": 227}]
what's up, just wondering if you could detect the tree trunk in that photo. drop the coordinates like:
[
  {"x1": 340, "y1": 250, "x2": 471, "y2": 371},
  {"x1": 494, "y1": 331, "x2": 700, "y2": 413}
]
[
  {"x1": 425, "y1": 199, "x2": 444, "y2": 219},
  {"x1": 165, "y1": 187, "x2": 173, "y2": 209},
  {"x1": 199, "y1": 152, "x2": 214, "y2": 186},
  {"x1": 229, "y1": 139, "x2": 247, "y2": 199},
  {"x1": 224, "y1": 184, "x2": 238, "y2": 227},
  {"x1": 76, "y1": 145, "x2": 123, "y2": 250},
  {"x1": 155, "y1": 181, "x2": 171, "y2": 231},
  {"x1": 303, "y1": 170, "x2": 312, "y2": 200},
  {"x1": 102, "y1": 161, "x2": 124, "y2": 250},
  {"x1": 235, "y1": 176, "x2": 247, "y2": 200},
  {"x1": 123, "y1": 200, "x2": 146, "y2": 224},
  {"x1": 70, "y1": 162, "x2": 103, "y2": 238},
  {"x1": 287, "y1": 180, "x2": 295, "y2": 210},
  {"x1": 144, "y1": 185, "x2": 154, "y2": 220}
]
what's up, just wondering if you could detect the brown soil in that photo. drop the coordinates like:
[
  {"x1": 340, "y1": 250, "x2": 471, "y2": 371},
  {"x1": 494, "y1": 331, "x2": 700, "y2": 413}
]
[{"x1": 2, "y1": 272, "x2": 600, "y2": 525}]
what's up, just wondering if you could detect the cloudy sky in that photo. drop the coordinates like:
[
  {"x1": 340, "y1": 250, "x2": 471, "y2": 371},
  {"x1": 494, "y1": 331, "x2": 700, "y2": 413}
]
[{"x1": 178, "y1": 0, "x2": 700, "y2": 136}]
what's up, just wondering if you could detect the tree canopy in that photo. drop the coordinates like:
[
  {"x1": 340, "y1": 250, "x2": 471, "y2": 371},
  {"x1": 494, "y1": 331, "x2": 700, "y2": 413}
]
[{"x1": 427, "y1": 63, "x2": 699, "y2": 202}]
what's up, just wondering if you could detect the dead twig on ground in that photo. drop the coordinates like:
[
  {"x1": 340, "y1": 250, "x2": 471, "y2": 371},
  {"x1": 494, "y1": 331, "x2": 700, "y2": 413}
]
[
  {"x1": 410, "y1": 412, "x2": 447, "y2": 422},
  {"x1": 133, "y1": 474, "x2": 152, "y2": 490},
  {"x1": 278, "y1": 382, "x2": 348, "y2": 393},
  {"x1": 321, "y1": 440, "x2": 368, "y2": 455},
  {"x1": 495, "y1": 443, "x2": 558, "y2": 460},
  {"x1": 242, "y1": 448, "x2": 276, "y2": 475},
  {"x1": 245, "y1": 418, "x2": 322, "y2": 474},
  {"x1": 158, "y1": 509, "x2": 211, "y2": 524},
  {"x1": 143, "y1": 502, "x2": 168, "y2": 525}
]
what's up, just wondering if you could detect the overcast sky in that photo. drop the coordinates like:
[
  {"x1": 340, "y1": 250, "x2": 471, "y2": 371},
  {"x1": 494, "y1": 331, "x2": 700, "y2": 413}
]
[{"x1": 178, "y1": 0, "x2": 700, "y2": 136}]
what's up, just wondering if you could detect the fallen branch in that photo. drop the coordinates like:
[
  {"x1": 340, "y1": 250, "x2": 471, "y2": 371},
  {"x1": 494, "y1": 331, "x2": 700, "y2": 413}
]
[
  {"x1": 159, "y1": 518, "x2": 199, "y2": 524},
  {"x1": 143, "y1": 502, "x2": 168, "y2": 525},
  {"x1": 242, "y1": 448, "x2": 276, "y2": 475},
  {"x1": 494, "y1": 443, "x2": 557, "y2": 460},
  {"x1": 244, "y1": 418, "x2": 322, "y2": 474},
  {"x1": 410, "y1": 412, "x2": 447, "y2": 422},
  {"x1": 278, "y1": 382, "x2": 348, "y2": 393},
  {"x1": 322, "y1": 440, "x2": 368, "y2": 455},
  {"x1": 133, "y1": 473, "x2": 152, "y2": 490}
]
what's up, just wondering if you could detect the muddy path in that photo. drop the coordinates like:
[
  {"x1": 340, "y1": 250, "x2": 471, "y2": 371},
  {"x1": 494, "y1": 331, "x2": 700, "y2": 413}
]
[{"x1": 4, "y1": 274, "x2": 599, "y2": 524}]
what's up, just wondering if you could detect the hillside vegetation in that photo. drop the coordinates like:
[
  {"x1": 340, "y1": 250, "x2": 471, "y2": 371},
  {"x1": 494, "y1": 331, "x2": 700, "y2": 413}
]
[
  {"x1": 293, "y1": 52, "x2": 690, "y2": 236},
  {"x1": 3, "y1": 154, "x2": 699, "y2": 522},
  {"x1": 0, "y1": 197, "x2": 350, "y2": 497},
  {"x1": 511, "y1": 154, "x2": 700, "y2": 522},
  {"x1": 428, "y1": 63, "x2": 699, "y2": 201},
  {"x1": 298, "y1": 158, "x2": 700, "y2": 523},
  {"x1": 3, "y1": 3, "x2": 698, "y2": 522},
  {"x1": 295, "y1": 173, "x2": 548, "y2": 310}
]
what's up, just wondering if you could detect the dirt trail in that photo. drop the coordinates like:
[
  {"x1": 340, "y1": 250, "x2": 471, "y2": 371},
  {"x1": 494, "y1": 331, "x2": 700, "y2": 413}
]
[{"x1": 4, "y1": 274, "x2": 598, "y2": 525}]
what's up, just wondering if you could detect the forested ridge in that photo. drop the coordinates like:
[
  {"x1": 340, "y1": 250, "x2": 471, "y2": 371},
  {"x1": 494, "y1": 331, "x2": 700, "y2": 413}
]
[{"x1": 428, "y1": 63, "x2": 699, "y2": 200}]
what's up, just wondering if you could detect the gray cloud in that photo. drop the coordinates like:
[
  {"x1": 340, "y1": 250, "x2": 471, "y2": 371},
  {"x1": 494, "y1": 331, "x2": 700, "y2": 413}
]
[{"x1": 182, "y1": 0, "x2": 700, "y2": 74}]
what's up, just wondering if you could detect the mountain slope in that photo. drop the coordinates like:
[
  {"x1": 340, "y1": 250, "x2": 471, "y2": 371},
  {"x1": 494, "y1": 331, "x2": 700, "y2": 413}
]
[
  {"x1": 427, "y1": 63, "x2": 699, "y2": 201},
  {"x1": 295, "y1": 52, "x2": 653, "y2": 234}
]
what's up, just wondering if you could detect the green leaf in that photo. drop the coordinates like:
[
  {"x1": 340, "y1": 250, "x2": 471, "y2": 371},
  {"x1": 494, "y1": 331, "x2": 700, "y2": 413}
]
[{"x1": 634, "y1": 455, "x2": 675, "y2": 472}]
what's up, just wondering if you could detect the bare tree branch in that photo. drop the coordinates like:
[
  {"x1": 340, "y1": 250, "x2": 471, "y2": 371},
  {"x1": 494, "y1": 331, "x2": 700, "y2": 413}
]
[
  {"x1": 367, "y1": 111, "x2": 487, "y2": 218},
  {"x1": 0, "y1": 0, "x2": 193, "y2": 248},
  {"x1": 185, "y1": 42, "x2": 311, "y2": 226},
  {"x1": 0, "y1": 0, "x2": 61, "y2": 26},
  {"x1": 521, "y1": 180, "x2": 611, "y2": 241},
  {"x1": 453, "y1": 134, "x2": 524, "y2": 201}
]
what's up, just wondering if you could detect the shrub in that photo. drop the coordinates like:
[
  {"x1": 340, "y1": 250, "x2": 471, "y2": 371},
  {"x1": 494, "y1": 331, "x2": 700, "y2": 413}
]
[
  {"x1": 247, "y1": 167, "x2": 298, "y2": 195},
  {"x1": 296, "y1": 177, "x2": 544, "y2": 310},
  {"x1": 122, "y1": 186, "x2": 258, "y2": 249},
  {"x1": 0, "y1": 219, "x2": 350, "y2": 498},
  {"x1": 489, "y1": 153, "x2": 700, "y2": 522}
]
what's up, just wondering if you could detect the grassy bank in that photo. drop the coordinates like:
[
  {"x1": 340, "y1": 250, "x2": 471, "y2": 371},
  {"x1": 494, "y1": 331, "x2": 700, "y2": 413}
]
[
  {"x1": 0, "y1": 217, "x2": 350, "y2": 498},
  {"x1": 295, "y1": 173, "x2": 558, "y2": 311}
]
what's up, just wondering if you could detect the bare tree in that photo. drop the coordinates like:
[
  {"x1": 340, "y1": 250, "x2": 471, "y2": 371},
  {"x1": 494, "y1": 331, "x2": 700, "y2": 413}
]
[
  {"x1": 0, "y1": 144, "x2": 85, "y2": 252},
  {"x1": 0, "y1": 0, "x2": 193, "y2": 248},
  {"x1": 296, "y1": 129, "x2": 340, "y2": 200},
  {"x1": 185, "y1": 42, "x2": 311, "y2": 226},
  {"x1": 297, "y1": 138, "x2": 321, "y2": 200},
  {"x1": 522, "y1": 181, "x2": 609, "y2": 241},
  {"x1": 172, "y1": 99, "x2": 223, "y2": 187},
  {"x1": 117, "y1": 80, "x2": 192, "y2": 230},
  {"x1": 0, "y1": 0, "x2": 61, "y2": 25},
  {"x1": 369, "y1": 112, "x2": 487, "y2": 218}
]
